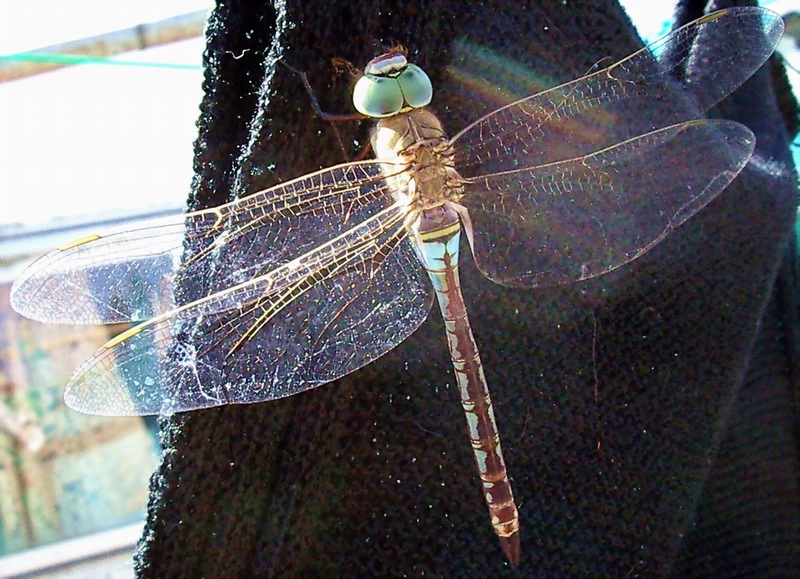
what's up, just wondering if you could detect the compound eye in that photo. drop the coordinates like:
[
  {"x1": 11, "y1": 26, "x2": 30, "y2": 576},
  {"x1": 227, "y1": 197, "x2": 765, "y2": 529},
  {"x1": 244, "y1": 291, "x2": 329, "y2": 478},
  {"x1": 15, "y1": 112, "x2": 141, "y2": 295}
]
[
  {"x1": 397, "y1": 64, "x2": 432, "y2": 109},
  {"x1": 352, "y1": 74, "x2": 404, "y2": 118}
]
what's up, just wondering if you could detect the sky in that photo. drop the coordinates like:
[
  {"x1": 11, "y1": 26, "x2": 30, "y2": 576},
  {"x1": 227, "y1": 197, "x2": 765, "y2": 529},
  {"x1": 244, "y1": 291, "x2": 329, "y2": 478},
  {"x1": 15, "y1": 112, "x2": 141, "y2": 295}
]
[
  {"x1": 0, "y1": 0, "x2": 211, "y2": 230},
  {"x1": 0, "y1": 0, "x2": 796, "y2": 231}
]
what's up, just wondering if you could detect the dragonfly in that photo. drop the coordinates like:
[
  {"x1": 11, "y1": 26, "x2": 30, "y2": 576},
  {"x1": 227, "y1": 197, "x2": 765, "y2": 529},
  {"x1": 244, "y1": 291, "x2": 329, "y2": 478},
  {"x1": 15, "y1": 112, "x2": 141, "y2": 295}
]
[{"x1": 10, "y1": 7, "x2": 782, "y2": 568}]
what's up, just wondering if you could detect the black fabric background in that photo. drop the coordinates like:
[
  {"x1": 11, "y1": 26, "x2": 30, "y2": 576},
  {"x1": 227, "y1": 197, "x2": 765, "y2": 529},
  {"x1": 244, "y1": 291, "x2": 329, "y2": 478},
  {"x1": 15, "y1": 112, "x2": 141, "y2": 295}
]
[{"x1": 133, "y1": 0, "x2": 799, "y2": 576}]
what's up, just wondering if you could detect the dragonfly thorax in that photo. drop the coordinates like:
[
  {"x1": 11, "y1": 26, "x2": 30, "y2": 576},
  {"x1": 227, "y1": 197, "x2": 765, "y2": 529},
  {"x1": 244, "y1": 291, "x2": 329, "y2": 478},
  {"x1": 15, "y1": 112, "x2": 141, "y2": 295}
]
[{"x1": 373, "y1": 108, "x2": 465, "y2": 218}]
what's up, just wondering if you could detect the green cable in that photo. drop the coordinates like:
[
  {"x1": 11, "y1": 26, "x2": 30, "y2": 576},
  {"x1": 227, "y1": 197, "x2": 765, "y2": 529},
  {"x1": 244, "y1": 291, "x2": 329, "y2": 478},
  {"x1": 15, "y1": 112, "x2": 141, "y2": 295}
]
[{"x1": 0, "y1": 52, "x2": 200, "y2": 70}]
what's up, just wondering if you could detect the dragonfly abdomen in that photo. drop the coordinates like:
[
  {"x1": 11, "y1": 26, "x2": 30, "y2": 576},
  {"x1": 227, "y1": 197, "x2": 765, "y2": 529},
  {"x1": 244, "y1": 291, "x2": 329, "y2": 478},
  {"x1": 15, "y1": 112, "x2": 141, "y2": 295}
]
[{"x1": 414, "y1": 205, "x2": 521, "y2": 566}]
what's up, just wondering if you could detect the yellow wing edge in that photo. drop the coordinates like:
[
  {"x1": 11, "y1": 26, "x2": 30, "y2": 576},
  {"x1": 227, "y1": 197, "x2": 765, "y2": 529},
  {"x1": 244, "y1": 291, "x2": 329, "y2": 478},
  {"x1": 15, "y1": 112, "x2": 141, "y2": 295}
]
[{"x1": 57, "y1": 234, "x2": 102, "y2": 251}]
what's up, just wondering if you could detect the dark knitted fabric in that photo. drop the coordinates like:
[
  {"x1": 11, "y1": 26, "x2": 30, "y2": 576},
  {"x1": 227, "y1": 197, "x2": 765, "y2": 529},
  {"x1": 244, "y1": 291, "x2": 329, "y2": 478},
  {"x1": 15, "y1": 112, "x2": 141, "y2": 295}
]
[{"x1": 133, "y1": 0, "x2": 799, "y2": 576}]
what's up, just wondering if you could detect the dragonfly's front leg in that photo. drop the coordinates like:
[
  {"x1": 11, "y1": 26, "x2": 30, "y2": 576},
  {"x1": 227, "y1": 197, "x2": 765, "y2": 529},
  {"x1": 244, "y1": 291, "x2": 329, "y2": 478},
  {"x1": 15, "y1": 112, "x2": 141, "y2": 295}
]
[
  {"x1": 280, "y1": 59, "x2": 369, "y2": 160},
  {"x1": 414, "y1": 204, "x2": 521, "y2": 567}
]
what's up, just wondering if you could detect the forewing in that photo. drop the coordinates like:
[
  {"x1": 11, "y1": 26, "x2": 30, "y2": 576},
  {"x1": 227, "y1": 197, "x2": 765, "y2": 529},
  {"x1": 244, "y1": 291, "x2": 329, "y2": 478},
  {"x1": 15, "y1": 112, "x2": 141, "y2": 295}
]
[
  {"x1": 10, "y1": 160, "x2": 406, "y2": 325},
  {"x1": 10, "y1": 217, "x2": 189, "y2": 324},
  {"x1": 63, "y1": 203, "x2": 433, "y2": 416},
  {"x1": 459, "y1": 120, "x2": 754, "y2": 288},
  {"x1": 450, "y1": 7, "x2": 781, "y2": 177}
]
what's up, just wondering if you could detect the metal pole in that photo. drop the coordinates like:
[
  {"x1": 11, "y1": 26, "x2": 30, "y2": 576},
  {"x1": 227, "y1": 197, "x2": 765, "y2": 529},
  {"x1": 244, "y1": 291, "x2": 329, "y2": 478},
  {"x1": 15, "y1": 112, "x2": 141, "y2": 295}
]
[{"x1": 0, "y1": 10, "x2": 208, "y2": 83}]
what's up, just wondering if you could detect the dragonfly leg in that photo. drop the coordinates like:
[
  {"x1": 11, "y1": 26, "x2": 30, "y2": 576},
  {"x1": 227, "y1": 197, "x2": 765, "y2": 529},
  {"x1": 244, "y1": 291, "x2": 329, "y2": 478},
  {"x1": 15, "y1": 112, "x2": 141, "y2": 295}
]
[{"x1": 279, "y1": 58, "x2": 367, "y2": 159}]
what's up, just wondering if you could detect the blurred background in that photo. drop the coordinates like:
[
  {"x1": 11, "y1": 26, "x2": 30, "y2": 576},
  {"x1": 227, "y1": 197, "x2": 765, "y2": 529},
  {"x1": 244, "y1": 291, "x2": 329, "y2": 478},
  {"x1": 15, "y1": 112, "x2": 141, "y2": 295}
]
[{"x1": 0, "y1": 1, "x2": 796, "y2": 576}]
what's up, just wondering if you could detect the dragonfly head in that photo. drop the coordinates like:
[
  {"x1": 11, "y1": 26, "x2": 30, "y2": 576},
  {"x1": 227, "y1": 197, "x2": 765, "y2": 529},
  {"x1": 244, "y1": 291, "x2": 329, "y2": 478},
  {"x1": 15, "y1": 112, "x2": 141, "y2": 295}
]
[{"x1": 353, "y1": 52, "x2": 433, "y2": 118}]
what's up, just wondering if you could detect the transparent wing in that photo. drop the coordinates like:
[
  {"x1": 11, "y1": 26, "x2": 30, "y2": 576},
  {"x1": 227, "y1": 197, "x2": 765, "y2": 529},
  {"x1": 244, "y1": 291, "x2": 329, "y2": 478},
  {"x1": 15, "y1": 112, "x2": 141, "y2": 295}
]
[
  {"x1": 64, "y1": 202, "x2": 432, "y2": 416},
  {"x1": 10, "y1": 160, "x2": 406, "y2": 325},
  {"x1": 450, "y1": 7, "x2": 781, "y2": 177},
  {"x1": 10, "y1": 222, "x2": 186, "y2": 324},
  {"x1": 459, "y1": 119, "x2": 754, "y2": 288}
]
